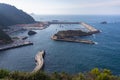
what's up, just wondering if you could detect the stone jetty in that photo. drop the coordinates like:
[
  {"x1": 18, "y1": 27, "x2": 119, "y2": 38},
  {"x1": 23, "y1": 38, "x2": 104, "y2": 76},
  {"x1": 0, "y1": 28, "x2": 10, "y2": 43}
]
[
  {"x1": 80, "y1": 22, "x2": 100, "y2": 33},
  {"x1": 32, "y1": 50, "x2": 45, "y2": 73},
  {"x1": 0, "y1": 40, "x2": 33, "y2": 51}
]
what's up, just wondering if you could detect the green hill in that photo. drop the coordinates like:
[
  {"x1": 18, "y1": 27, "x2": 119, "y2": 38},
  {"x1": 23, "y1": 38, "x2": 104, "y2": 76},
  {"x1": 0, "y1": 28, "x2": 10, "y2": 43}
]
[{"x1": 0, "y1": 3, "x2": 35, "y2": 29}]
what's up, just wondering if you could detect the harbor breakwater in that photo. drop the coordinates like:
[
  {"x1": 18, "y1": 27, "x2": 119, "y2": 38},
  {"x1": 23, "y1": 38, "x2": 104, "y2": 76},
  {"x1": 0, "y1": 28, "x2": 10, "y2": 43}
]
[
  {"x1": 51, "y1": 22, "x2": 100, "y2": 44},
  {"x1": 0, "y1": 41, "x2": 33, "y2": 51},
  {"x1": 32, "y1": 50, "x2": 45, "y2": 73}
]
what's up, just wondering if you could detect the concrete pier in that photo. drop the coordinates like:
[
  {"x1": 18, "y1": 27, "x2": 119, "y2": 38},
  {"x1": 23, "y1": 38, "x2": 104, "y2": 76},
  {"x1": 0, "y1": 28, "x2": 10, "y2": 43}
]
[
  {"x1": 32, "y1": 50, "x2": 45, "y2": 73},
  {"x1": 48, "y1": 21, "x2": 80, "y2": 24},
  {"x1": 80, "y1": 22, "x2": 100, "y2": 32}
]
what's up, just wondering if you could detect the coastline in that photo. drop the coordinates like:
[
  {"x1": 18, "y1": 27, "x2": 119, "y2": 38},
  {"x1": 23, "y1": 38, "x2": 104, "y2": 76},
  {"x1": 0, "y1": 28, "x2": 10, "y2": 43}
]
[
  {"x1": 0, "y1": 22, "x2": 49, "y2": 51},
  {"x1": 0, "y1": 40, "x2": 33, "y2": 51},
  {"x1": 4, "y1": 22, "x2": 49, "y2": 35}
]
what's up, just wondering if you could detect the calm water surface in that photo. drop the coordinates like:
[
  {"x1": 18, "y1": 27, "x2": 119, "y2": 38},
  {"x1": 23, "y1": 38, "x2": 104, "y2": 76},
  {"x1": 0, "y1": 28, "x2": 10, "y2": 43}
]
[{"x1": 0, "y1": 15, "x2": 120, "y2": 74}]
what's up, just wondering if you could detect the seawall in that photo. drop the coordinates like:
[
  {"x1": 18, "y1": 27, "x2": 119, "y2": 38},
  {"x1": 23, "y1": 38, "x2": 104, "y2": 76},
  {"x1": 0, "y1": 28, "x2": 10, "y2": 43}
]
[
  {"x1": 0, "y1": 41, "x2": 33, "y2": 51},
  {"x1": 32, "y1": 50, "x2": 45, "y2": 73},
  {"x1": 80, "y1": 22, "x2": 100, "y2": 33}
]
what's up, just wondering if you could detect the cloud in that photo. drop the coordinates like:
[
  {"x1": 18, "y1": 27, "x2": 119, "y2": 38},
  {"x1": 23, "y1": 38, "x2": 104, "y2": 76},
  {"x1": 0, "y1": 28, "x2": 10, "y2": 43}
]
[
  {"x1": 72, "y1": 0, "x2": 120, "y2": 8},
  {"x1": 0, "y1": 0, "x2": 120, "y2": 14}
]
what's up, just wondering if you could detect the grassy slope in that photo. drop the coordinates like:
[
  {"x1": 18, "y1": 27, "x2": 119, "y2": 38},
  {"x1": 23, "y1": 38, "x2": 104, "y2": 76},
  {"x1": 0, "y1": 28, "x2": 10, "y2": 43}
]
[{"x1": 0, "y1": 68, "x2": 120, "y2": 80}]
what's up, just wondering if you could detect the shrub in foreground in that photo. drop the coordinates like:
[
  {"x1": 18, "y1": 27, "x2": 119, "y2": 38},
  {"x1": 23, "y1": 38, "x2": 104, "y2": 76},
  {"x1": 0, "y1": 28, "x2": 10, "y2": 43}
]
[
  {"x1": 0, "y1": 68, "x2": 120, "y2": 80},
  {"x1": 0, "y1": 69, "x2": 10, "y2": 79}
]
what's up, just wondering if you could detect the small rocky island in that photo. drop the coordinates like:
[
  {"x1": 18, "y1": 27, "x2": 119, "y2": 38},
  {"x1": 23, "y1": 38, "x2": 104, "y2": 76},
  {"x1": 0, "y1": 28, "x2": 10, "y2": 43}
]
[{"x1": 28, "y1": 30, "x2": 37, "y2": 35}]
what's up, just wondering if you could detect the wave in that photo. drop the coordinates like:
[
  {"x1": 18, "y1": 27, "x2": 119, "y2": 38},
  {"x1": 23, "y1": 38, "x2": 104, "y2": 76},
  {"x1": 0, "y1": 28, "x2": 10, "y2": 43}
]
[{"x1": 94, "y1": 42, "x2": 98, "y2": 45}]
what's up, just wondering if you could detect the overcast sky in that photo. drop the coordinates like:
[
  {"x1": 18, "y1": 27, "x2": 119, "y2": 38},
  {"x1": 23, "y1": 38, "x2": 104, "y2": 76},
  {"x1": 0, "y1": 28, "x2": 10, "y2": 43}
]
[{"x1": 0, "y1": 0, "x2": 120, "y2": 15}]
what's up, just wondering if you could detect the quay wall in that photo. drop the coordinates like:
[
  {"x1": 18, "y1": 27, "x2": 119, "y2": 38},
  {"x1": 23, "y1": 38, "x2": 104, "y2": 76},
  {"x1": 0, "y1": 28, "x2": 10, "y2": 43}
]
[{"x1": 48, "y1": 22, "x2": 81, "y2": 24}]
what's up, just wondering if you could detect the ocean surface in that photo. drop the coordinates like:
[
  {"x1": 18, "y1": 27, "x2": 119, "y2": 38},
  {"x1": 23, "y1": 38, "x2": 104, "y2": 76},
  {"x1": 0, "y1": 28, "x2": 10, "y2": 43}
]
[{"x1": 0, "y1": 15, "x2": 120, "y2": 75}]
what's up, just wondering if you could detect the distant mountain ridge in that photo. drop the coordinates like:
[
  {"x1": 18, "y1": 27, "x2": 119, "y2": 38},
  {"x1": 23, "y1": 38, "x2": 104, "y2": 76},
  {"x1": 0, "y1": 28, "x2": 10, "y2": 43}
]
[{"x1": 0, "y1": 3, "x2": 35, "y2": 28}]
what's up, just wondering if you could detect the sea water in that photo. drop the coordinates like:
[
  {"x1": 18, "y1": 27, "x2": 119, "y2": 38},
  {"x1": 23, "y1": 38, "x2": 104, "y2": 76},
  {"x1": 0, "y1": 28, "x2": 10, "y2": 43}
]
[{"x1": 0, "y1": 15, "x2": 120, "y2": 75}]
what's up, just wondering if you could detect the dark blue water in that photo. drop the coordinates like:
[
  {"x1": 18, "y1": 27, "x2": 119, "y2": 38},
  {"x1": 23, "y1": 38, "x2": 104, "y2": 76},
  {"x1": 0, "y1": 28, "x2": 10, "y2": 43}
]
[{"x1": 0, "y1": 15, "x2": 120, "y2": 75}]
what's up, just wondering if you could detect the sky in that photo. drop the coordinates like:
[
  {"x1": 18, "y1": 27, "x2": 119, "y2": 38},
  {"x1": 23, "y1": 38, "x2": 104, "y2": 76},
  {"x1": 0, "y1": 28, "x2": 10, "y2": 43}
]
[{"x1": 0, "y1": 0, "x2": 120, "y2": 15}]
